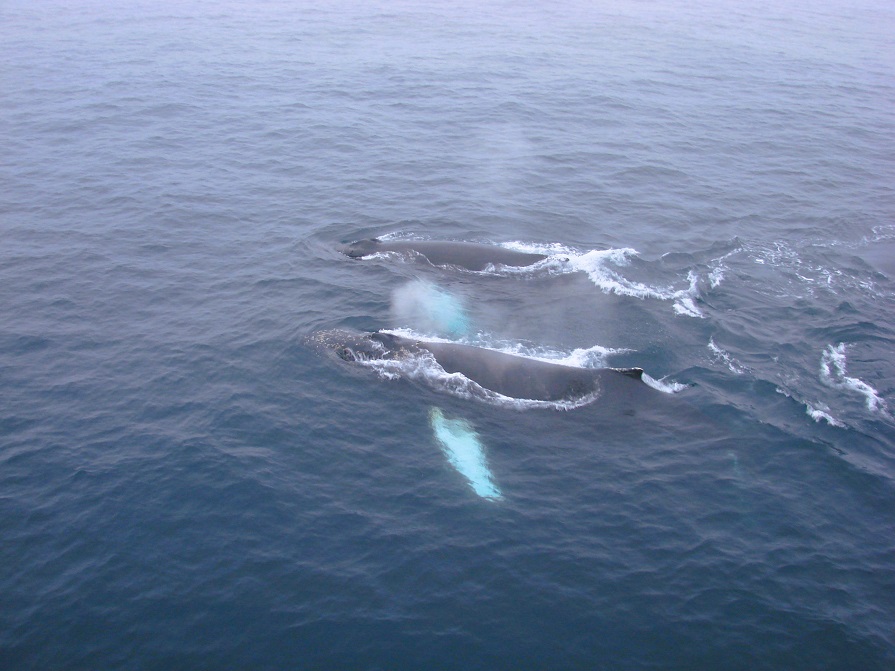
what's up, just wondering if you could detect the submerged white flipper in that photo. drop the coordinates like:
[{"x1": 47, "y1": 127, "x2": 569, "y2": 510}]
[{"x1": 429, "y1": 407, "x2": 501, "y2": 500}]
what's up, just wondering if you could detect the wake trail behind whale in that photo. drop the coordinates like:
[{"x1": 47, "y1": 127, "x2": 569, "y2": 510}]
[{"x1": 499, "y1": 241, "x2": 707, "y2": 318}]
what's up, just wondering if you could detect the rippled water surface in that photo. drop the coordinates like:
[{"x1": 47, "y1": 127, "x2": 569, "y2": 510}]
[{"x1": 2, "y1": 1, "x2": 894, "y2": 669}]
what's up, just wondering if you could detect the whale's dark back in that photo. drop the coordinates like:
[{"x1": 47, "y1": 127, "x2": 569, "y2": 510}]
[
  {"x1": 420, "y1": 340, "x2": 643, "y2": 402},
  {"x1": 341, "y1": 238, "x2": 547, "y2": 271}
]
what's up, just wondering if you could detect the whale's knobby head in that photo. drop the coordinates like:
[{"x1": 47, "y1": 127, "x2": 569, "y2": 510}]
[
  {"x1": 340, "y1": 239, "x2": 381, "y2": 259},
  {"x1": 306, "y1": 329, "x2": 408, "y2": 364}
]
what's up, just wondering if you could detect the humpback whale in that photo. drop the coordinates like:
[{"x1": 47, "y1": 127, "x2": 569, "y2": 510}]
[
  {"x1": 311, "y1": 329, "x2": 644, "y2": 403},
  {"x1": 341, "y1": 238, "x2": 548, "y2": 272}
]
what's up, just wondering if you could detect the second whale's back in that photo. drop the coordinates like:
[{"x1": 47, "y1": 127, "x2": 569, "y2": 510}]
[{"x1": 344, "y1": 239, "x2": 547, "y2": 271}]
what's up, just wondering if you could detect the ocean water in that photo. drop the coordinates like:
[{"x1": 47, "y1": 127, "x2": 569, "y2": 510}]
[{"x1": 2, "y1": 0, "x2": 894, "y2": 668}]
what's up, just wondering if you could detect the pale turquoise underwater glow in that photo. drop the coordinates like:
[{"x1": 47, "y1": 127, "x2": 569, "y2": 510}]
[
  {"x1": 429, "y1": 407, "x2": 501, "y2": 500},
  {"x1": 392, "y1": 281, "x2": 470, "y2": 338}
]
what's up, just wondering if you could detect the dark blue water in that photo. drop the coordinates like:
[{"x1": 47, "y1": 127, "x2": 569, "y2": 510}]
[{"x1": 2, "y1": 1, "x2": 894, "y2": 668}]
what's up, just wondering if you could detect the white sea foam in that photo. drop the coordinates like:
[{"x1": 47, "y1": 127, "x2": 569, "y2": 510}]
[
  {"x1": 741, "y1": 238, "x2": 885, "y2": 300},
  {"x1": 377, "y1": 231, "x2": 410, "y2": 241},
  {"x1": 479, "y1": 341, "x2": 629, "y2": 370},
  {"x1": 573, "y1": 247, "x2": 662, "y2": 299},
  {"x1": 548, "y1": 344, "x2": 629, "y2": 369},
  {"x1": 429, "y1": 407, "x2": 501, "y2": 500},
  {"x1": 486, "y1": 240, "x2": 578, "y2": 276},
  {"x1": 673, "y1": 272, "x2": 704, "y2": 318},
  {"x1": 642, "y1": 374, "x2": 688, "y2": 394},
  {"x1": 362, "y1": 251, "x2": 394, "y2": 260},
  {"x1": 361, "y1": 250, "x2": 409, "y2": 263},
  {"x1": 806, "y1": 404, "x2": 846, "y2": 428},
  {"x1": 501, "y1": 242, "x2": 707, "y2": 317},
  {"x1": 708, "y1": 337, "x2": 748, "y2": 375},
  {"x1": 575, "y1": 251, "x2": 704, "y2": 318},
  {"x1": 820, "y1": 343, "x2": 887, "y2": 414},
  {"x1": 867, "y1": 223, "x2": 895, "y2": 243},
  {"x1": 775, "y1": 387, "x2": 846, "y2": 428}
]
